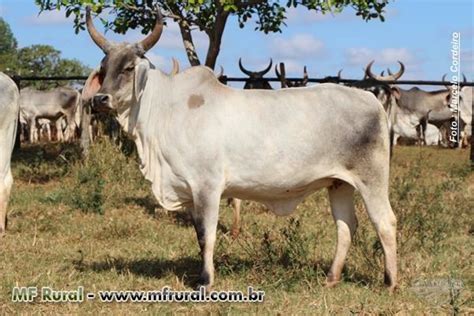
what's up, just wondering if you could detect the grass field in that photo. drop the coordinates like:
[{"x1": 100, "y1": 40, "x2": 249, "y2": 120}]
[{"x1": 1, "y1": 140, "x2": 472, "y2": 314}]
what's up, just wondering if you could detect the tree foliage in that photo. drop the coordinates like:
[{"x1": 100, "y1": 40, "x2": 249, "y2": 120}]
[
  {"x1": 35, "y1": 0, "x2": 391, "y2": 69},
  {"x1": 0, "y1": 19, "x2": 90, "y2": 89},
  {"x1": 0, "y1": 17, "x2": 18, "y2": 73},
  {"x1": 15, "y1": 45, "x2": 91, "y2": 89}
]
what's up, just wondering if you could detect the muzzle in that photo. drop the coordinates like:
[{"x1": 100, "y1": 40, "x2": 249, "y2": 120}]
[{"x1": 92, "y1": 93, "x2": 114, "y2": 113}]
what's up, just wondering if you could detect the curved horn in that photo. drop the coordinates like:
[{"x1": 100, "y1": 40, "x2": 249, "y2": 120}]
[
  {"x1": 366, "y1": 60, "x2": 405, "y2": 81},
  {"x1": 463, "y1": 73, "x2": 467, "y2": 83},
  {"x1": 364, "y1": 60, "x2": 376, "y2": 79},
  {"x1": 138, "y1": 6, "x2": 164, "y2": 52},
  {"x1": 257, "y1": 59, "x2": 273, "y2": 76},
  {"x1": 337, "y1": 69, "x2": 343, "y2": 80},
  {"x1": 216, "y1": 65, "x2": 224, "y2": 78},
  {"x1": 389, "y1": 61, "x2": 405, "y2": 80},
  {"x1": 85, "y1": 6, "x2": 111, "y2": 53},
  {"x1": 442, "y1": 74, "x2": 450, "y2": 90},
  {"x1": 239, "y1": 58, "x2": 254, "y2": 77},
  {"x1": 170, "y1": 58, "x2": 179, "y2": 75},
  {"x1": 302, "y1": 66, "x2": 308, "y2": 85}
]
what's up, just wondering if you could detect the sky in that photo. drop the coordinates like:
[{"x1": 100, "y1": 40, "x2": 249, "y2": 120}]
[{"x1": 0, "y1": 0, "x2": 472, "y2": 89}]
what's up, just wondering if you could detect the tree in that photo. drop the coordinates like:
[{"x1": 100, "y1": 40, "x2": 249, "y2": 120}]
[
  {"x1": 0, "y1": 18, "x2": 91, "y2": 89},
  {"x1": 36, "y1": 0, "x2": 391, "y2": 70},
  {"x1": 16, "y1": 45, "x2": 61, "y2": 77},
  {"x1": 0, "y1": 17, "x2": 18, "y2": 74},
  {"x1": 15, "y1": 44, "x2": 91, "y2": 89}
]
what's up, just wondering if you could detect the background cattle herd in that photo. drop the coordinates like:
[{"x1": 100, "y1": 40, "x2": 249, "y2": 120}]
[{"x1": 10, "y1": 59, "x2": 472, "y2": 150}]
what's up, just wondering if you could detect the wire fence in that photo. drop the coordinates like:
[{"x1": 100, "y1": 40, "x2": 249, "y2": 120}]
[{"x1": 10, "y1": 75, "x2": 474, "y2": 87}]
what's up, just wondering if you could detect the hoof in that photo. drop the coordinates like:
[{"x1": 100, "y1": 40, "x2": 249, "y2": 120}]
[
  {"x1": 384, "y1": 272, "x2": 397, "y2": 294},
  {"x1": 325, "y1": 279, "x2": 340, "y2": 288},
  {"x1": 194, "y1": 284, "x2": 211, "y2": 294},
  {"x1": 387, "y1": 284, "x2": 398, "y2": 294},
  {"x1": 231, "y1": 228, "x2": 240, "y2": 239},
  {"x1": 325, "y1": 273, "x2": 341, "y2": 288},
  {"x1": 196, "y1": 272, "x2": 212, "y2": 293}
]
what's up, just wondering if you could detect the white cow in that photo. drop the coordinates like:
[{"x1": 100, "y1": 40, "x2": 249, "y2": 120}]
[
  {"x1": 83, "y1": 7, "x2": 397, "y2": 291},
  {"x1": 19, "y1": 86, "x2": 80, "y2": 143},
  {"x1": 388, "y1": 101, "x2": 441, "y2": 146},
  {"x1": 459, "y1": 86, "x2": 472, "y2": 147},
  {"x1": 0, "y1": 72, "x2": 19, "y2": 235}
]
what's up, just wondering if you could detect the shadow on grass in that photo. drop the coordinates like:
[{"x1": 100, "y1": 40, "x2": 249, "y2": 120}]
[
  {"x1": 122, "y1": 198, "x2": 232, "y2": 235},
  {"x1": 74, "y1": 256, "x2": 253, "y2": 288},
  {"x1": 124, "y1": 196, "x2": 160, "y2": 216},
  {"x1": 163, "y1": 211, "x2": 231, "y2": 234},
  {"x1": 342, "y1": 269, "x2": 374, "y2": 287},
  {"x1": 12, "y1": 142, "x2": 82, "y2": 164},
  {"x1": 12, "y1": 142, "x2": 82, "y2": 183},
  {"x1": 73, "y1": 254, "x2": 374, "y2": 289}
]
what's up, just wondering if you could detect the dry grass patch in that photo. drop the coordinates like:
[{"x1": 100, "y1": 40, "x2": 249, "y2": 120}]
[{"x1": 0, "y1": 142, "x2": 472, "y2": 314}]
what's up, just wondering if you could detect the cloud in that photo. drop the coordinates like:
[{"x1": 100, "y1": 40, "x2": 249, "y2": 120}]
[
  {"x1": 285, "y1": 7, "x2": 362, "y2": 25},
  {"x1": 343, "y1": 47, "x2": 423, "y2": 79},
  {"x1": 160, "y1": 21, "x2": 209, "y2": 52},
  {"x1": 145, "y1": 52, "x2": 189, "y2": 74},
  {"x1": 146, "y1": 52, "x2": 169, "y2": 69},
  {"x1": 270, "y1": 34, "x2": 325, "y2": 59},
  {"x1": 286, "y1": 7, "x2": 332, "y2": 24},
  {"x1": 345, "y1": 47, "x2": 417, "y2": 66},
  {"x1": 274, "y1": 59, "x2": 308, "y2": 76},
  {"x1": 24, "y1": 10, "x2": 71, "y2": 26},
  {"x1": 110, "y1": 20, "x2": 209, "y2": 56}
]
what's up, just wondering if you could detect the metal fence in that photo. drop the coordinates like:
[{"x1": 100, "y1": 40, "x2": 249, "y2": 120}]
[
  {"x1": 10, "y1": 74, "x2": 474, "y2": 165},
  {"x1": 10, "y1": 75, "x2": 474, "y2": 87}
]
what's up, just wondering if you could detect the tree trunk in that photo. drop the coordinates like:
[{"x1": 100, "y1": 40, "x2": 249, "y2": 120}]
[
  {"x1": 204, "y1": 11, "x2": 230, "y2": 70},
  {"x1": 178, "y1": 21, "x2": 201, "y2": 67}
]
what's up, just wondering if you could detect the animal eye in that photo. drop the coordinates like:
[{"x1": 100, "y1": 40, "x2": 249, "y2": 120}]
[{"x1": 123, "y1": 65, "x2": 135, "y2": 72}]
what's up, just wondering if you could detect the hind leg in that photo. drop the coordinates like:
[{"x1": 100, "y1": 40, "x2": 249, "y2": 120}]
[
  {"x1": 230, "y1": 198, "x2": 241, "y2": 238},
  {"x1": 358, "y1": 184, "x2": 397, "y2": 291},
  {"x1": 326, "y1": 182, "x2": 358, "y2": 287}
]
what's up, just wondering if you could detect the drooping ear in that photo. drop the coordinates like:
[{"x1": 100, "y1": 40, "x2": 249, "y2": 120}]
[
  {"x1": 134, "y1": 60, "x2": 150, "y2": 100},
  {"x1": 391, "y1": 86, "x2": 401, "y2": 101},
  {"x1": 82, "y1": 68, "x2": 102, "y2": 102}
]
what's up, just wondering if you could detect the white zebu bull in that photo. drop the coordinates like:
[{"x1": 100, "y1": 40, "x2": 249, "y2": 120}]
[
  {"x1": 83, "y1": 7, "x2": 397, "y2": 291},
  {"x1": 19, "y1": 86, "x2": 81, "y2": 143},
  {"x1": 0, "y1": 72, "x2": 19, "y2": 235}
]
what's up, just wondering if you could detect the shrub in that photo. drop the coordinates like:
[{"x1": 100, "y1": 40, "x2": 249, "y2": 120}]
[{"x1": 68, "y1": 139, "x2": 148, "y2": 214}]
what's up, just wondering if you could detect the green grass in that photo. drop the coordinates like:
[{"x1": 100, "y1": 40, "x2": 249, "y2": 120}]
[{"x1": 1, "y1": 141, "x2": 472, "y2": 314}]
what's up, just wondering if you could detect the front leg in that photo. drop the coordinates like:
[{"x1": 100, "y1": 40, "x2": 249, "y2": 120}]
[{"x1": 189, "y1": 191, "x2": 221, "y2": 291}]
